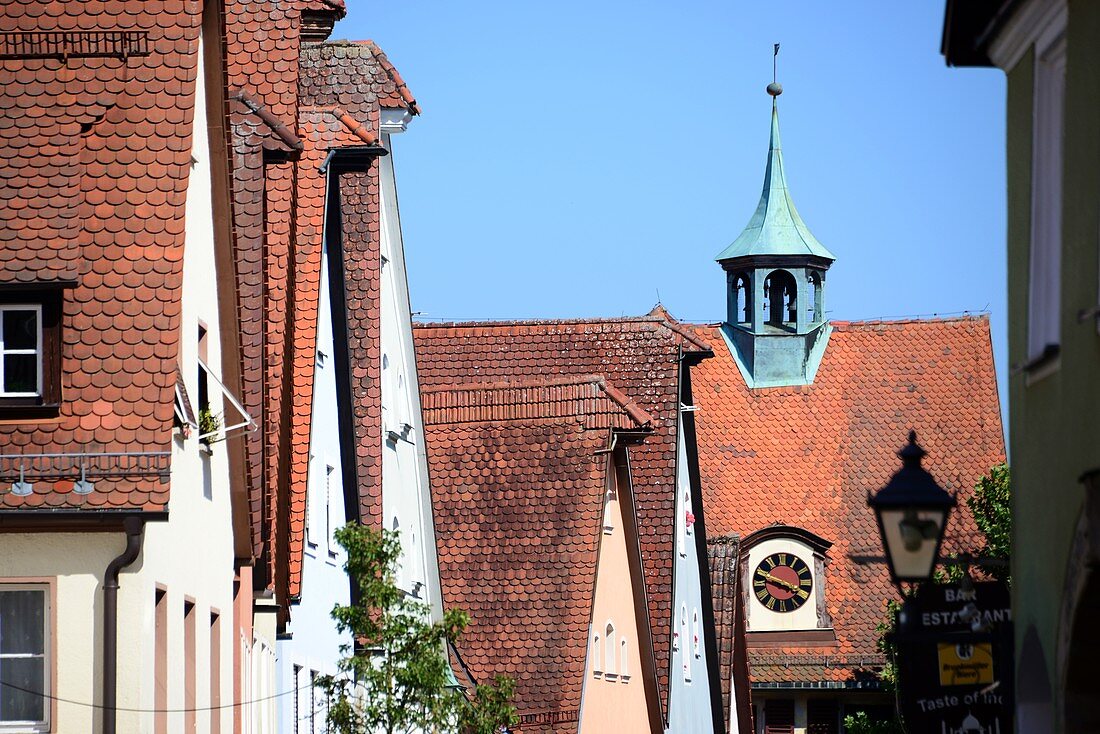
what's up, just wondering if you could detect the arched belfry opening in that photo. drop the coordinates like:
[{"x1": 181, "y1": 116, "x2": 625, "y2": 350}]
[
  {"x1": 808, "y1": 270, "x2": 823, "y2": 323},
  {"x1": 735, "y1": 272, "x2": 751, "y2": 326},
  {"x1": 764, "y1": 270, "x2": 797, "y2": 328},
  {"x1": 713, "y1": 81, "x2": 835, "y2": 387}
]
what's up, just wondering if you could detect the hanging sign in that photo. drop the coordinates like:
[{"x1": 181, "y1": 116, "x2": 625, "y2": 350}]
[{"x1": 893, "y1": 580, "x2": 1013, "y2": 733}]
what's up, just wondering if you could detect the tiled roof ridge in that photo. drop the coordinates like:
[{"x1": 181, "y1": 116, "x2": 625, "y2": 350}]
[
  {"x1": 645, "y1": 304, "x2": 715, "y2": 354},
  {"x1": 681, "y1": 313, "x2": 991, "y2": 329},
  {"x1": 421, "y1": 374, "x2": 654, "y2": 429},
  {"x1": 311, "y1": 39, "x2": 419, "y2": 113},
  {"x1": 415, "y1": 314, "x2": 678, "y2": 328},
  {"x1": 357, "y1": 40, "x2": 418, "y2": 113}
]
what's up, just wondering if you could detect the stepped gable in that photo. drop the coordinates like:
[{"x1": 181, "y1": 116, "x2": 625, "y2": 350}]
[
  {"x1": 686, "y1": 315, "x2": 1005, "y2": 683},
  {"x1": 421, "y1": 375, "x2": 650, "y2": 731},
  {"x1": 414, "y1": 315, "x2": 711, "y2": 710},
  {"x1": 0, "y1": 0, "x2": 201, "y2": 511},
  {"x1": 284, "y1": 41, "x2": 418, "y2": 599}
]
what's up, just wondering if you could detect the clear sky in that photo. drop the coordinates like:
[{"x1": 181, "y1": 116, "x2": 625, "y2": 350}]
[{"x1": 337, "y1": 1, "x2": 1008, "y2": 407}]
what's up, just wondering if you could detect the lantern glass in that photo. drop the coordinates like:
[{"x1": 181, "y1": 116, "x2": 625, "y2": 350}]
[{"x1": 877, "y1": 506, "x2": 948, "y2": 582}]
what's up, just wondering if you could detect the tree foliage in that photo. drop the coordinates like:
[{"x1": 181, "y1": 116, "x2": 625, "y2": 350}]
[
  {"x1": 842, "y1": 710, "x2": 905, "y2": 734},
  {"x1": 966, "y1": 462, "x2": 1011, "y2": 582},
  {"x1": 318, "y1": 524, "x2": 517, "y2": 734}
]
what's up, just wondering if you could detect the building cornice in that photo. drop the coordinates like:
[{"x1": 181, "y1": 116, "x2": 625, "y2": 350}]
[{"x1": 988, "y1": 0, "x2": 1066, "y2": 71}]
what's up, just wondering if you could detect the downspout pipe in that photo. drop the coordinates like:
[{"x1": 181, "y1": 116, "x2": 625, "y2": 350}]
[{"x1": 103, "y1": 516, "x2": 145, "y2": 734}]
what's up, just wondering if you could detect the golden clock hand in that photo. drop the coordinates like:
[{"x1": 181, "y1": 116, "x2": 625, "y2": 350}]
[{"x1": 756, "y1": 569, "x2": 801, "y2": 594}]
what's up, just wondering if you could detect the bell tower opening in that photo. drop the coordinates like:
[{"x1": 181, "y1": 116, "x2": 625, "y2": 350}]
[
  {"x1": 764, "y1": 270, "x2": 797, "y2": 330},
  {"x1": 808, "y1": 271, "x2": 823, "y2": 323}
]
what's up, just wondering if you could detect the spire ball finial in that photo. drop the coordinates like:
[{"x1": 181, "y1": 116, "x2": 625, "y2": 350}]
[{"x1": 766, "y1": 82, "x2": 783, "y2": 97}]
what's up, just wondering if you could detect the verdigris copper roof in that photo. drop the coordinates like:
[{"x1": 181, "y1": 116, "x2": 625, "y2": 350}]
[{"x1": 715, "y1": 100, "x2": 835, "y2": 262}]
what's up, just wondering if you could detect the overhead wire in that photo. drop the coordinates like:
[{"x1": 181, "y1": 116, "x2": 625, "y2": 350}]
[{"x1": 0, "y1": 675, "x2": 347, "y2": 714}]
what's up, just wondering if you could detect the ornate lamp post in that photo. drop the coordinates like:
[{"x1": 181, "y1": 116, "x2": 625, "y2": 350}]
[{"x1": 868, "y1": 431, "x2": 956, "y2": 585}]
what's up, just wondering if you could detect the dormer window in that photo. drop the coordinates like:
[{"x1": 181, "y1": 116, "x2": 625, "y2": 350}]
[
  {"x1": 0, "y1": 306, "x2": 41, "y2": 397},
  {"x1": 0, "y1": 290, "x2": 62, "y2": 413}
]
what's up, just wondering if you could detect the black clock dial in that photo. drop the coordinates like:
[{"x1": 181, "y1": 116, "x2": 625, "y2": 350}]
[{"x1": 752, "y1": 552, "x2": 813, "y2": 613}]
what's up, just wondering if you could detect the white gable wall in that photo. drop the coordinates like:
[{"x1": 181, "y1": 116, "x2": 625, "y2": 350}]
[
  {"x1": 378, "y1": 127, "x2": 444, "y2": 620},
  {"x1": 276, "y1": 245, "x2": 351, "y2": 734}
]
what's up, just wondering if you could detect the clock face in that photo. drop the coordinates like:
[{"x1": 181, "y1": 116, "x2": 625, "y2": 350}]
[{"x1": 752, "y1": 552, "x2": 813, "y2": 613}]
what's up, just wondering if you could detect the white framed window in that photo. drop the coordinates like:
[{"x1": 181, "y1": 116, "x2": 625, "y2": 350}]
[
  {"x1": 684, "y1": 490, "x2": 694, "y2": 537},
  {"x1": 620, "y1": 638, "x2": 630, "y2": 681},
  {"x1": 306, "y1": 453, "x2": 317, "y2": 549},
  {"x1": 677, "y1": 490, "x2": 687, "y2": 558},
  {"x1": 591, "y1": 633, "x2": 602, "y2": 676},
  {"x1": 603, "y1": 622, "x2": 617, "y2": 678},
  {"x1": 0, "y1": 306, "x2": 41, "y2": 398},
  {"x1": 325, "y1": 463, "x2": 337, "y2": 558},
  {"x1": 1026, "y1": 13, "x2": 1066, "y2": 367},
  {"x1": 681, "y1": 604, "x2": 691, "y2": 682},
  {"x1": 692, "y1": 608, "x2": 701, "y2": 659},
  {"x1": 602, "y1": 488, "x2": 615, "y2": 535},
  {"x1": 0, "y1": 584, "x2": 50, "y2": 732}
]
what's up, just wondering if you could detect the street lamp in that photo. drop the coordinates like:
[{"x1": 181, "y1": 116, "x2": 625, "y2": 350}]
[{"x1": 868, "y1": 431, "x2": 956, "y2": 584}]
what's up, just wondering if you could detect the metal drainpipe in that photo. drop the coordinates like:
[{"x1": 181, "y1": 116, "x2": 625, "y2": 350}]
[{"x1": 103, "y1": 516, "x2": 145, "y2": 734}]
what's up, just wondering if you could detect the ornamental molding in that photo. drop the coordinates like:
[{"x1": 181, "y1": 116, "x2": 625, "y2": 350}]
[
  {"x1": 988, "y1": 0, "x2": 1066, "y2": 71},
  {"x1": 380, "y1": 107, "x2": 414, "y2": 134}
]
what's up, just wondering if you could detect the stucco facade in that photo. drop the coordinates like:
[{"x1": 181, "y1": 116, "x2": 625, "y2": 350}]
[
  {"x1": 667, "y1": 420, "x2": 725, "y2": 734},
  {"x1": 0, "y1": 36, "x2": 241, "y2": 733},
  {"x1": 580, "y1": 451, "x2": 658, "y2": 733},
  {"x1": 944, "y1": 0, "x2": 1100, "y2": 729}
]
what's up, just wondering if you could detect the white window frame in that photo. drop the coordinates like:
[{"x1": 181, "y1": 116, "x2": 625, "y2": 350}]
[
  {"x1": 325, "y1": 462, "x2": 337, "y2": 559},
  {"x1": 680, "y1": 603, "x2": 691, "y2": 683},
  {"x1": 603, "y1": 621, "x2": 617, "y2": 679},
  {"x1": 602, "y1": 488, "x2": 615, "y2": 535},
  {"x1": 0, "y1": 583, "x2": 51, "y2": 733},
  {"x1": 619, "y1": 638, "x2": 630, "y2": 681},
  {"x1": 692, "y1": 608, "x2": 701, "y2": 659},
  {"x1": 306, "y1": 453, "x2": 317, "y2": 550},
  {"x1": 1026, "y1": 25, "x2": 1067, "y2": 369},
  {"x1": 0, "y1": 305, "x2": 42, "y2": 398},
  {"x1": 591, "y1": 633, "x2": 602, "y2": 677}
]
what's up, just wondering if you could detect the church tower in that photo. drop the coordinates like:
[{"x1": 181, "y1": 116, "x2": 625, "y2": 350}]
[{"x1": 716, "y1": 81, "x2": 835, "y2": 387}]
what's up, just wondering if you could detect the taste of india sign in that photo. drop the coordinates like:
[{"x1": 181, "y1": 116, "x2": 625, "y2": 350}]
[{"x1": 894, "y1": 581, "x2": 1013, "y2": 734}]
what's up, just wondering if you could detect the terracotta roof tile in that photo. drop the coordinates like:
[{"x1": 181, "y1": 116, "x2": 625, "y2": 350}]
[
  {"x1": 414, "y1": 315, "x2": 709, "y2": 709},
  {"x1": 0, "y1": 0, "x2": 199, "y2": 511},
  {"x1": 421, "y1": 375, "x2": 648, "y2": 727},
  {"x1": 686, "y1": 315, "x2": 1005, "y2": 684},
  {"x1": 283, "y1": 40, "x2": 417, "y2": 600}
]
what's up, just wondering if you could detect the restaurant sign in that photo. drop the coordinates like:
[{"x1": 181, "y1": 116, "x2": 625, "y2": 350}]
[{"x1": 893, "y1": 580, "x2": 1013, "y2": 733}]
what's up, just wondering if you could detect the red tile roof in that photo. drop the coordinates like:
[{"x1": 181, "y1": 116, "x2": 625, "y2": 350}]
[
  {"x1": 413, "y1": 315, "x2": 711, "y2": 710},
  {"x1": 420, "y1": 375, "x2": 649, "y2": 728},
  {"x1": 0, "y1": 1, "x2": 201, "y2": 511},
  {"x1": 222, "y1": 0, "x2": 420, "y2": 603},
  {"x1": 684, "y1": 315, "x2": 1005, "y2": 684},
  {"x1": 281, "y1": 41, "x2": 420, "y2": 601}
]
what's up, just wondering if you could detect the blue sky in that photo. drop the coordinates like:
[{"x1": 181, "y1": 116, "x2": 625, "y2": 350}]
[{"x1": 338, "y1": 1, "x2": 1008, "y2": 402}]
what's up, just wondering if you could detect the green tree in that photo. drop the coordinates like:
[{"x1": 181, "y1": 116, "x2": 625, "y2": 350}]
[
  {"x1": 842, "y1": 710, "x2": 905, "y2": 734},
  {"x1": 318, "y1": 524, "x2": 517, "y2": 734},
  {"x1": 967, "y1": 463, "x2": 1011, "y2": 582}
]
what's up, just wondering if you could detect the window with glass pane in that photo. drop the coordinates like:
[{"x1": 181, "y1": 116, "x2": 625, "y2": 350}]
[
  {"x1": 0, "y1": 307, "x2": 41, "y2": 397},
  {"x1": 0, "y1": 587, "x2": 48, "y2": 729}
]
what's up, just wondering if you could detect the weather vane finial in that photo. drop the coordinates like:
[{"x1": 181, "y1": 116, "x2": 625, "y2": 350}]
[{"x1": 767, "y1": 43, "x2": 783, "y2": 98}]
